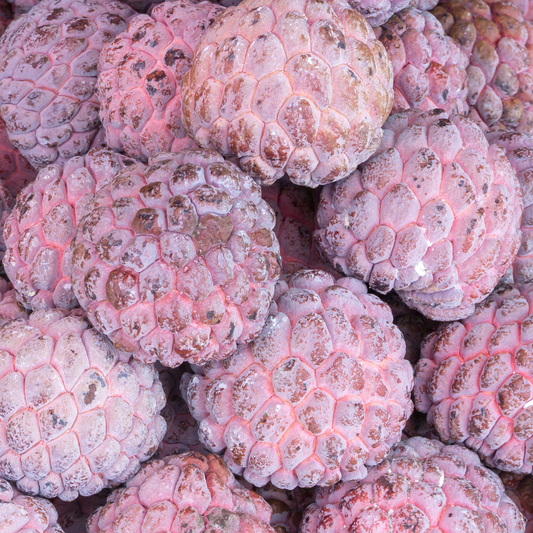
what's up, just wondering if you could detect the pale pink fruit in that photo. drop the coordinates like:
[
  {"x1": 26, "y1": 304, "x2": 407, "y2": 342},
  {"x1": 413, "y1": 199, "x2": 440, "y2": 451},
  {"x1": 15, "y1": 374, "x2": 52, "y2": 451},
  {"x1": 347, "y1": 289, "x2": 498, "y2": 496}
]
[
  {"x1": 314, "y1": 109, "x2": 523, "y2": 321},
  {"x1": 180, "y1": 0, "x2": 394, "y2": 187},
  {"x1": 181, "y1": 269, "x2": 413, "y2": 490},
  {"x1": 487, "y1": 130, "x2": 533, "y2": 285},
  {"x1": 70, "y1": 149, "x2": 281, "y2": 367},
  {"x1": 155, "y1": 363, "x2": 204, "y2": 458},
  {"x1": 501, "y1": 473, "x2": 533, "y2": 533},
  {"x1": 0, "y1": 308, "x2": 167, "y2": 500},
  {"x1": 0, "y1": 0, "x2": 136, "y2": 170},
  {"x1": 262, "y1": 180, "x2": 338, "y2": 277},
  {"x1": 300, "y1": 436, "x2": 527, "y2": 533},
  {"x1": 3, "y1": 147, "x2": 142, "y2": 311},
  {"x1": 98, "y1": 0, "x2": 224, "y2": 161},
  {"x1": 87, "y1": 452, "x2": 276, "y2": 533},
  {"x1": 378, "y1": 7, "x2": 469, "y2": 115},
  {"x1": 0, "y1": 478, "x2": 65, "y2": 533},
  {"x1": 432, "y1": 0, "x2": 533, "y2": 132},
  {"x1": 414, "y1": 283, "x2": 533, "y2": 474},
  {"x1": 0, "y1": 119, "x2": 37, "y2": 198}
]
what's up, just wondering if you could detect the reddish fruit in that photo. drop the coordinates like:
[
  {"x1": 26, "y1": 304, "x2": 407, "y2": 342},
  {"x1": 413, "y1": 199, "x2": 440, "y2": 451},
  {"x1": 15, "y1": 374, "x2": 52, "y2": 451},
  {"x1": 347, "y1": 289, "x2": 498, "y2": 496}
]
[{"x1": 315, "y1": 109, "x2": 523, "y2": 321}]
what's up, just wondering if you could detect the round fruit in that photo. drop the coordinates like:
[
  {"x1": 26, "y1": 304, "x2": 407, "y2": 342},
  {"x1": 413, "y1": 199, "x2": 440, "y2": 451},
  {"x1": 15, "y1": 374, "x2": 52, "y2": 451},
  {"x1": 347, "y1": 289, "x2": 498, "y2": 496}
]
[
  {"x1": 97, "y1": 0, "x2": 224, "y2": 161},
  {"x1": 70, "y1": 149, "x2": 281, "y2": 367},
  {"x1": 0, "y1": 478, "x2": 65, "y2": 533},
  {"x1": 314, "y1": 109, "x2": 522, "y2": 321},
  {"x1": 180, "y1": 0, "x2": 394, "y2": 187},
  {"x1": 0, "y1": 308, "x2": 167, "y2": 500},
  {"x1": 87, "y1": 451, "x2": 276, "y2": 533},
  {"x1": 181, "y1": 269, "x2": 413, "y2": 490},
  {"x1": 415, "y1": 283, "x2": 533, "y2": 474},
  {"x1": 3, "y1": 147, "x2": 141, "y2": 311},
  {"x1": 378, "y1": 7, "x2": 469, "y2": 115},
  {"x1": 432, "y1": 0, "x2": 533, "y2": 132},
  {"x1": 300, "y1": 436, "x2": 526, "y2": 533},
  {"x1": 0, "y1": 0, "x2": 135, "y2": 169}
]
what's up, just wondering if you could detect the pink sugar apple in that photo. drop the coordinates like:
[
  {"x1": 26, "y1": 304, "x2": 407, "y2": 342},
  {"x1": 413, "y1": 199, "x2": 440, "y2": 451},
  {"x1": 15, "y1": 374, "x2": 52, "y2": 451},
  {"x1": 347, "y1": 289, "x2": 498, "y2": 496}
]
[
  {"x1": 314, "y1": 108, "x2": 523, "y2": 321},
  {"x1": 414, "y1": 283, "x2": 533, "y2": 474},
  {"x1": 3, "y1": 147, "x2": 142, "y2": 311},
  {"x1": 0, "y1": 119, "x2": 37, "y2": 198},
  {"x1": 262, "y1": 180, "x2": 337, "y2": 277},
  {"x1": 486, "y1": 130, "x2": 533, "y2": 285},
  {"x1": 97, "y1": 0, "x2": 224, "y2": 161},
  {"x1": 432, "y1": 0, "x2": 533, "y2": 132},
  {"x1": 300, "y1": 436, "x2": 527, "y2": 533},
  {"x1": 377, "y1": 7, "x2": 469, "y2": 115},
  {"x1": 0, "y1": 478, "x2": 65, "y2": 533},
  {"x1": 0, "y1": 0, "x2": 136, "y2": 170},
  {"x1": 0, "y1": 308, "x2": 167, "y2": 501},
  {"x1": 181, "y1": 269, "x2": 414, "y2": 490},
  {"x1": 87, "y1": 451, "x2": 276, "y2": 533},
  {"x1": 180, "y1": 0, "x2": 394, "y2": 188},
  {"x1": 70, "y1": 149, "x2": 281, "y2": 367},
  {"x1": 155, "y1": 363, "x2": 203, "y2": 458}
]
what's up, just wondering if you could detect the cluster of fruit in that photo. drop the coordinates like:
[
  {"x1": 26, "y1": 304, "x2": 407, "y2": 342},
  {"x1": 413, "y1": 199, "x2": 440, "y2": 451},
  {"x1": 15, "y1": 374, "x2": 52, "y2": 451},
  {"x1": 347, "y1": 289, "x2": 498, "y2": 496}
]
[{"x1": 0, "y1": 0, "x2": 532, "y2": 530}]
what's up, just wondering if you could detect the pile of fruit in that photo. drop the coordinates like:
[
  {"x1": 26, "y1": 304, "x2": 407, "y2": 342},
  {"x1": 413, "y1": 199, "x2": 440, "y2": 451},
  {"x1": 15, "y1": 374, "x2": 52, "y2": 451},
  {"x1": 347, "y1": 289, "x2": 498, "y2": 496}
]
[{"x1": 1, "y1": 0, "x2": 533, "y2": 530}]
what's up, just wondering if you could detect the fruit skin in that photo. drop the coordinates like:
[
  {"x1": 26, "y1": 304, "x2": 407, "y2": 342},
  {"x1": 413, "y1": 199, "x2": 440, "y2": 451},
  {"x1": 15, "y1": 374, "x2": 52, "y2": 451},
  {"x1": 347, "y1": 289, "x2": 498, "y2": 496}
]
[
  {"x1": 3, "y1": 147, "x2": 142, "y2": 312},
  {"x1": 432, "y1": 0, "x2": 533, "y2": 132},
  {"x1": 0, "y1": 119, "x2": 37, "y2": 198},
  {"x1": 86, "y1": 451, "x2": 276, "y2": 533},
  {"x1": 97, "y1": 0, "x2": 224, "y2": 162},
  {"x1": 377, "y1": 7, "x2": 469, "y2": 115},
  {"x1": 0, "y1": 478, "x2": 65, "y2": 533},
  {"x1": 414, "y1": 283, "x2": 533, "y2": 474},
  {"x1": 314, "y1": 108, "x2": 523, "y2": 321},
  {"x1": 181, "y1": 269, "x2": 413, "y2": 490},
  {"x1": 300, "y1": 436, "x2": 527, "y2": 533},
  {"x1": 180, "y1": 0, "x2": 394, "y2": 188},
  {"x1": 0, "y1": 308, "x2": 167, "y2": 501},
  {"x1": 70, "y1": 149, "x2": 281, "y2": 367},
  {"x1": 486, "y1": 130, "x2": 533, "y2": 285},
  {"x1": 0, "y1": 0, "x2": 136, "y2": 170},
  {"x1": 262, "y1": 180, "x2": 338, "y2": 277}
]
